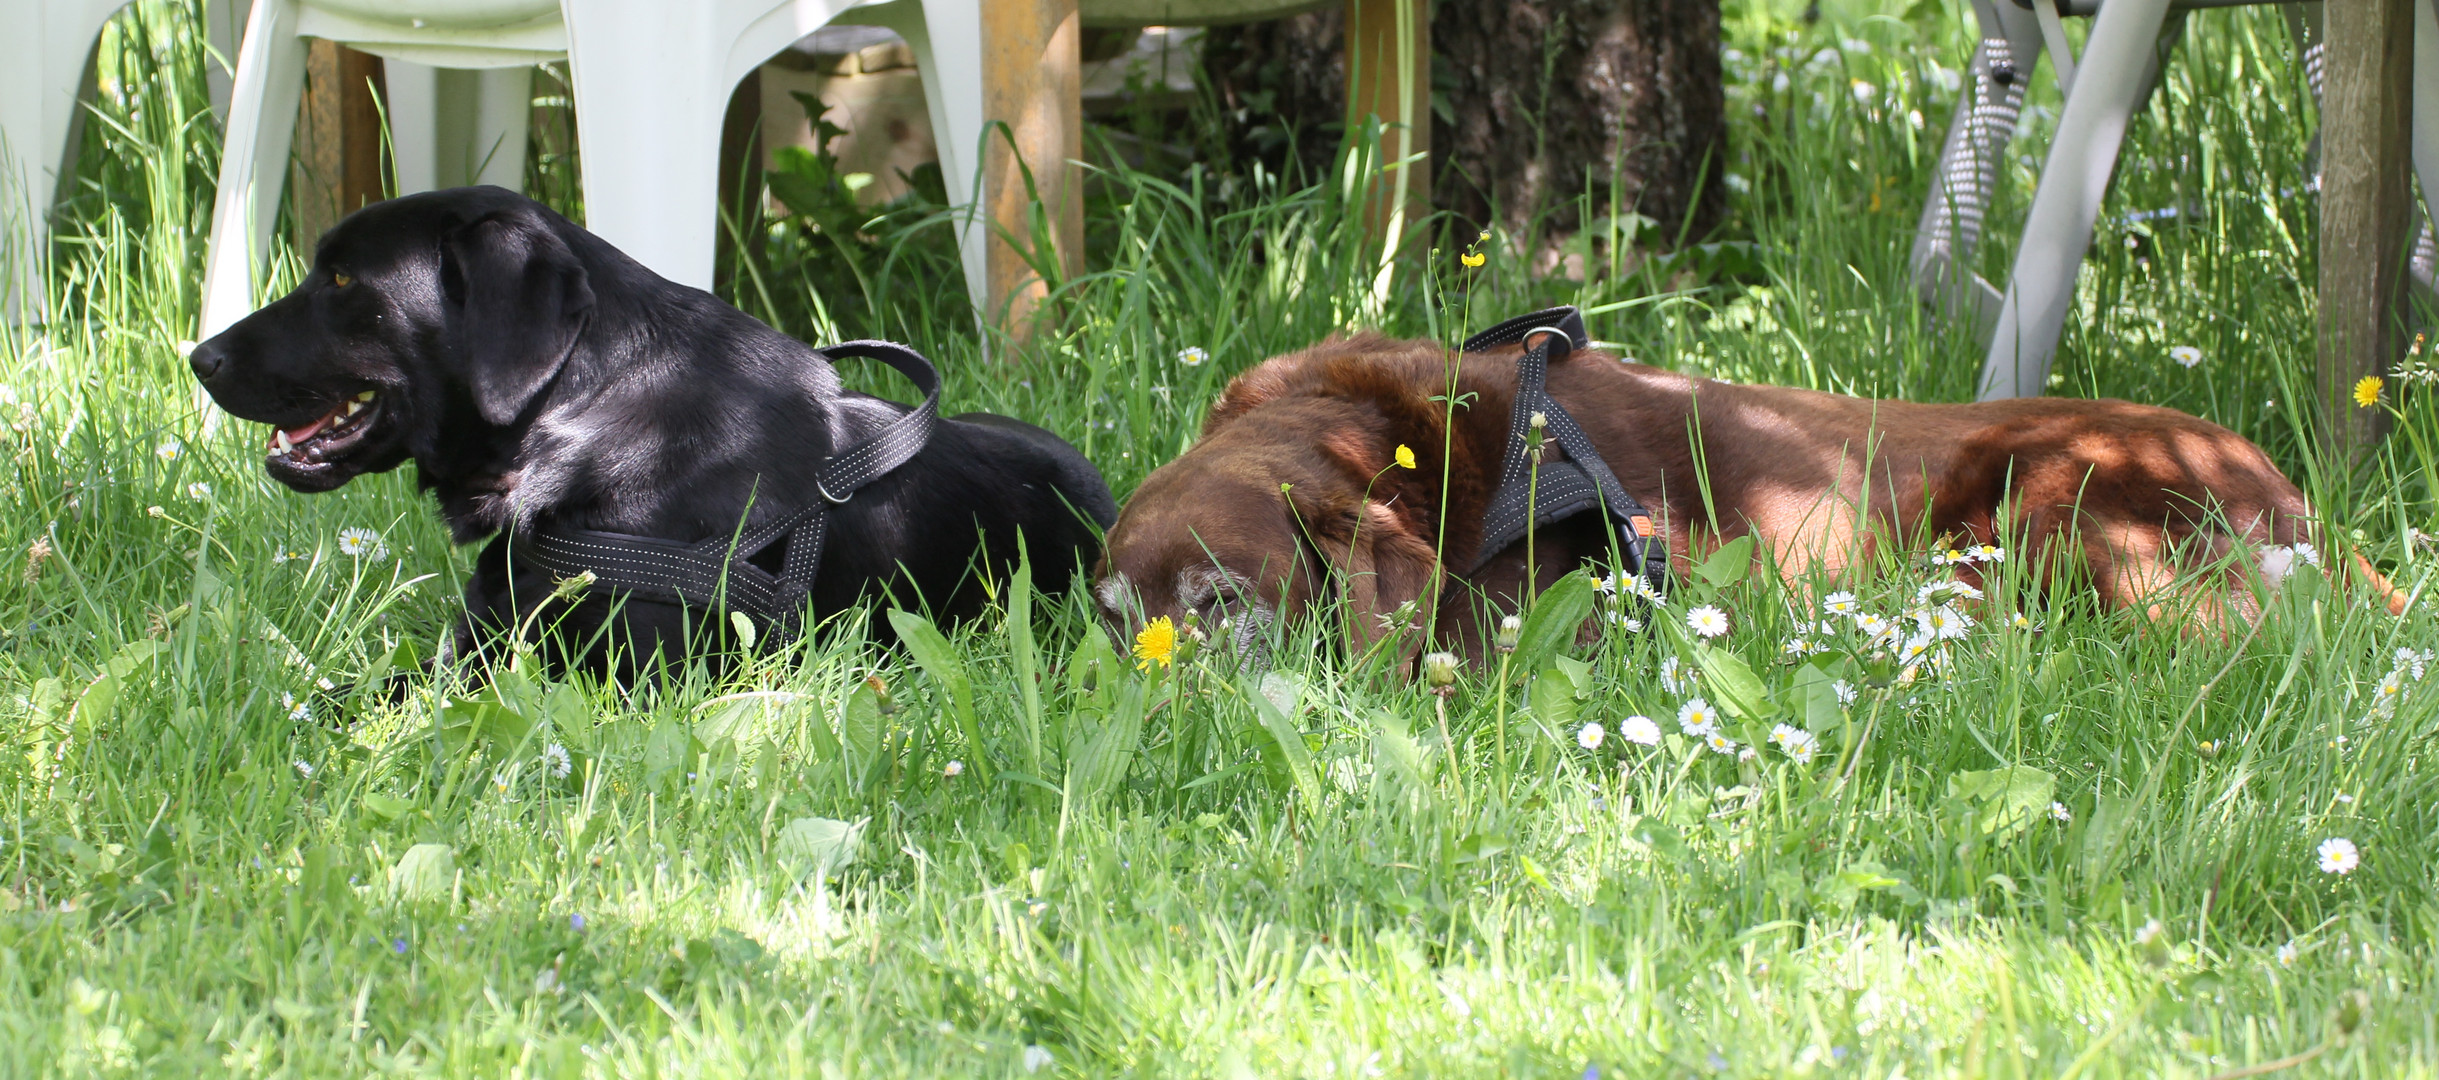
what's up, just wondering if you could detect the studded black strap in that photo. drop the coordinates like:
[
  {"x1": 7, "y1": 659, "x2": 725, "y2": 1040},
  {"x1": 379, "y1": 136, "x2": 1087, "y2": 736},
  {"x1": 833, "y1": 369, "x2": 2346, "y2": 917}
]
[
  {"x1": 516, "y1": 340, "x2": 941, "y2": 639},
  {"x1": 1463, "y1": 307, "x2": 1669, "y2": 597}
]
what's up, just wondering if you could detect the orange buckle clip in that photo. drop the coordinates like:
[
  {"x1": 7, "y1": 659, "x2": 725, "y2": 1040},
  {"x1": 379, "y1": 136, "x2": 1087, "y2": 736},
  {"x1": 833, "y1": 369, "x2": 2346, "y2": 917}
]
[{"x1": 1629, "y1": 515, "x2": 1655, "y2": 538}]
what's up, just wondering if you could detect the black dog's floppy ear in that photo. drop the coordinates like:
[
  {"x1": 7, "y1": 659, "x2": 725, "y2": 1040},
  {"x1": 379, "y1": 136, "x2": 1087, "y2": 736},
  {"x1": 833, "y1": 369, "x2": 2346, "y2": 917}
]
[{"x1": 442, "y1": 210, "x2": 593, "y2": 426}]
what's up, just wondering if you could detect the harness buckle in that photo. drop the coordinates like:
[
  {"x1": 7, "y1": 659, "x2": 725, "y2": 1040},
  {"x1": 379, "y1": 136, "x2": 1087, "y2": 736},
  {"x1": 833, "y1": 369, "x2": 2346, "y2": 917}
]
[
  {"x1": 1517, "y1": 326, "x2": 1574, "y2": 352},
  {"x1": 816, "y1": 477, "x2": 851, "y2": 505}
]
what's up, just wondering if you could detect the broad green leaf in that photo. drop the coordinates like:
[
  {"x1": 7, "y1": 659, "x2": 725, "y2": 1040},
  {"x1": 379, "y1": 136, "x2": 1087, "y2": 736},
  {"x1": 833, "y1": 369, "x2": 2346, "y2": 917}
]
[
  {"x1": 837, "y1": 679, "x2": 887, "y2": 769},
  {"x1": 776, "y1": 816, "x2": 866, "y2": 877},
  {"x1": 643, "y1": 720, "x2": 696, "y2": 784},
  {"x1": 1527, "y1": 667, "x2": 1580, "y2": 732},
  {"x1": 73, "y1": 674, "x2": 118, "y2": 733},
  {"x1": 1691, "y1": 643, "x2": 1778, "y2": 719},
  {"x1": 1947, "y1": 766, "x2": 2057, "y2": 840},
  {"x1": 1006, "y1": 548, "x2": 1045, "y2": 775},
  {"x1": 1242, "y1": 673, "x2": 1323, "y2": 815},
  {"x1": 888, "y1": 609, "x2": 988, "y2": 781},
  {"x1": 388, "y1": 843, "x2": 455, "y2": 902},
  {"x1": 1512, "y1": 570, "x2": 1598, "y2": 672},
  {"x1": 1694, "y1": 535, "x2": 1756, "y2": 589},
  {"x1": 362, "y1": 793, "x2": 415, "y2": 821},
  {"x1": 1789, "y1": 662, "x2": 1847, "y2": 733},
  {"x1": 436, "y1": 697, "x2": 533, "y2": 755},
  {"x1": 1066, "y1": 678, "x2": 1145, "y2": 802}
]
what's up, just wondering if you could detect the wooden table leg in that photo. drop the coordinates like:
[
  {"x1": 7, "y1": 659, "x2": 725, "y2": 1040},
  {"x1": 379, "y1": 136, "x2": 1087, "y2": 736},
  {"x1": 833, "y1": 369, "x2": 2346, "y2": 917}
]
[
  {"x1": 1345, "y1": 0, "x2": 1429, "y2": 245},
  {"x1": 290, "y1": 40, "x2": 386, "y2": 250},
  {"x1": 980, "y1": 0, "x2": 1083, "y2": 339},
  {"x1": 2319, "y1": 0, "x2": 2416, "y2": 458}
]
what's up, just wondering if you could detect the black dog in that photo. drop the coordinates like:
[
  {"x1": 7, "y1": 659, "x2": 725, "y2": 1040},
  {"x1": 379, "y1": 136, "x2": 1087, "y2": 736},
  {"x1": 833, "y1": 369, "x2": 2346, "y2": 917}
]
[{"x1": 190, "y1": 186, "x2": 1115, "y2": 678}]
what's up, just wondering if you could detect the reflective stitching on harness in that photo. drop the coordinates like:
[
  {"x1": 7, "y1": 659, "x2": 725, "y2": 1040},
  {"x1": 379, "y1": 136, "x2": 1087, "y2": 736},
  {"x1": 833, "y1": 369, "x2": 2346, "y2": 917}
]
[
  {"x1": 518, "y1": 341, "x2": 942, "y2": 642},
  {"x1": 1463, "y1": 306, "x2": 1668, "y2": 597}
]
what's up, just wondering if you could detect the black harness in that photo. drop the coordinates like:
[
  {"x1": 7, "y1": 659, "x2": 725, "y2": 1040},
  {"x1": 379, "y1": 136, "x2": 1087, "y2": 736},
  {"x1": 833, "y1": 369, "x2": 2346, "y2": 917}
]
[
  {"x1": 1461, "y1": 306, "x2": 1670, "y2": 597},
  {"x1": 514, "y1": 340, "x2": 941, "y2": 639}
]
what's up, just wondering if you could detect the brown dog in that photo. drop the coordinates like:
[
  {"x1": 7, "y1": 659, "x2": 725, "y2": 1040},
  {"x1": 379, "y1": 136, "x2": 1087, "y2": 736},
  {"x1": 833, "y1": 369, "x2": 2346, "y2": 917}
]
[{"x1": 1093, "y1": 331, "x2": 2402, "y2": 660}]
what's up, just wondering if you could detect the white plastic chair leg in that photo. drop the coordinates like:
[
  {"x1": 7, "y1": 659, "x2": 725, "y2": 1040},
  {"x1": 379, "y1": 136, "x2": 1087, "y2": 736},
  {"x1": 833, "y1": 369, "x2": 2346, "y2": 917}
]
[
  {"x1": 1977, "y1": 0, "x2": 2173, "y2": 401},
  {"x1": 385, "y1": 58, "x2": 440, "y2": 195},
  {"x1": 3, "y1": 0, "x2": 133, "y2": 322},
  {"x1": 468, "y1": 65, "x2": 531, "y2": 190},
  {"x1": 560, "y1": 2, "x2": 731, "y2": 289},
  {"x1": 199, "y1": 0, "x2": 309, "y2": 340},
  {"x1": 846, "y1": 0, "x2": 989, "y2": 318}
]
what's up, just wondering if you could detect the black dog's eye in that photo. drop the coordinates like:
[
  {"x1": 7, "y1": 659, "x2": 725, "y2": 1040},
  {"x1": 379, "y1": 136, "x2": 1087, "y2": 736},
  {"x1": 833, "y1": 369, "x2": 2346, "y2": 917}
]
[{"x1": 331, "y1": 272, "x2": 353, "y2": 288}]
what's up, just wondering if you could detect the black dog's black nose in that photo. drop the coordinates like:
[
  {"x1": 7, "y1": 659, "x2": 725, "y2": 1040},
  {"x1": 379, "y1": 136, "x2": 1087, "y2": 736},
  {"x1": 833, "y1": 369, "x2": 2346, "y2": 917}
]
[{"x1": 188, "y1": 340, "x2": 224, "y2": 380}]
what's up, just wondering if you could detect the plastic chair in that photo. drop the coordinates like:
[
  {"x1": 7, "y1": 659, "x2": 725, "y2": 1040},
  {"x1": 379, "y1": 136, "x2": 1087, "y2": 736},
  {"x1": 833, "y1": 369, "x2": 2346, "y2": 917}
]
[
  {"x1": 0, "y1": 0, "x2": 154, "y2": 318},
  {"x1": 1911, "y1": 0, "x2": 2439, "y2": 400},
  {"x1": 199, "y1": 0, "x2": 991, "y2": 339}
]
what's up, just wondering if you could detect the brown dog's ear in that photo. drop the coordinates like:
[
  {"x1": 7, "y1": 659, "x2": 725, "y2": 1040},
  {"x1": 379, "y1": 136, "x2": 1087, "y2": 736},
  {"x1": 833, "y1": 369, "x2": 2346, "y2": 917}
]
[
  {"x1": 442, "y1": 210, "x2": 593, "y2": 426},
  {"x1": 1299, "y1": 493, "x2": 1442, "y2": 658}
]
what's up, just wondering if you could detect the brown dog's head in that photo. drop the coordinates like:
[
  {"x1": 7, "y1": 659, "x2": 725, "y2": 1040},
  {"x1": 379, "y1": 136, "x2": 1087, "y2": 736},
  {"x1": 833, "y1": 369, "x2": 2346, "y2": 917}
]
[{"x1": 1093, "y1": 394, "x2": 1443, "y2": 663}]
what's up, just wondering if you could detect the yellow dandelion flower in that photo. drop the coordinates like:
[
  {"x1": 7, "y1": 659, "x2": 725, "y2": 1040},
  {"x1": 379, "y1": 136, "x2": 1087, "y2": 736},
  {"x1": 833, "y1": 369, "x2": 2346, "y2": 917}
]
[
  {"x1": 1460, "y1": 252, "x2": 1486, "y2": 268},
  {"x1": 2354, "y1": 375, "x2": 2384, "y2": 409},
  {"x1": 1133, "y1": 616, "x2": 1177, "y2": 670},
  {"x1": 1394, "y1": 444, "x2": 1417, "y2": 469}
]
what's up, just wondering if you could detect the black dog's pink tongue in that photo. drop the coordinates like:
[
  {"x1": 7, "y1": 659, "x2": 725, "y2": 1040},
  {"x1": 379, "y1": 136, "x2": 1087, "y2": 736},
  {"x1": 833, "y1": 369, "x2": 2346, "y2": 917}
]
[{"x1": 268, "y1": 407, "x2": 335, "y2": 450}]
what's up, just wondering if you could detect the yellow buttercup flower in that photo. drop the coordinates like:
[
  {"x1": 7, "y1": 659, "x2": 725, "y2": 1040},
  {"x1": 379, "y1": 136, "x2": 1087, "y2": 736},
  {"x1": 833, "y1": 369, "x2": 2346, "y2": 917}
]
[
  {"x1": 1394, "y1": 444, "x2": 1417, "y2": 469},
  {"x1": 1133, "y1": 616, "x2": 1177, "y2": 670},
  {"x1": 2354, "y1": 375, "x2": 2384, "y2": 409},
  {"x1": 1460, "y1": 252, "x2": 1486, "y2": 268}
]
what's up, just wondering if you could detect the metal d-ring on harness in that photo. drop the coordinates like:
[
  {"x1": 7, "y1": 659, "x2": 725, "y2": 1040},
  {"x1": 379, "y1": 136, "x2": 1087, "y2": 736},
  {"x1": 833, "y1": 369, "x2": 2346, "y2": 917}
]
[
  {"x1": 515, "y1": 340, "x2": 942, "y2": 641},
  {"x1": 1462, "y1": 306, "x2": 1670, "y2": 598}
]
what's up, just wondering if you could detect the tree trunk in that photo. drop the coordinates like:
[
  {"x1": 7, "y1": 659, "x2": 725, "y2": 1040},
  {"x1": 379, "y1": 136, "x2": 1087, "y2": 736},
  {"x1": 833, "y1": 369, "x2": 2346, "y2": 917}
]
[
  {"x1": 1200, "y1": 0, "x2": 1724, "y2": 245},
  {"x1": 1432, "y1": 0, "x2": 1723, "y2": 241}
]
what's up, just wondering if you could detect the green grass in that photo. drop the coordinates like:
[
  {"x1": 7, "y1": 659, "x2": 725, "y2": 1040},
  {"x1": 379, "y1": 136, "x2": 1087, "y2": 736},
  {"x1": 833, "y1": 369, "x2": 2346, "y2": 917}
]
[{"x1": 5, "y1": 0, "x2": 2439, "y2": 1075}]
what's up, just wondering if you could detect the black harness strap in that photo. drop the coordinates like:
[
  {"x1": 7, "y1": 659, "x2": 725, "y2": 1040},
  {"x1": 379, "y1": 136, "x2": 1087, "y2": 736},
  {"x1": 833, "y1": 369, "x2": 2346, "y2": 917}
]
[
  {"x1": 1463, "y1": 306, "x2": 1670, "y2": 597},
  {"x1": 516, "y1": 339, "x2": 941, "y2": 638}
]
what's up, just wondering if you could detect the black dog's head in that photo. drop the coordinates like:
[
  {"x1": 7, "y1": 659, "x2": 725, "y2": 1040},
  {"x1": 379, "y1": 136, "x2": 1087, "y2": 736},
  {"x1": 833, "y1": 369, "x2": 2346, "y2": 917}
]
[{"x1": 189, "y1": 186, "x2": 595, "y2": 493}]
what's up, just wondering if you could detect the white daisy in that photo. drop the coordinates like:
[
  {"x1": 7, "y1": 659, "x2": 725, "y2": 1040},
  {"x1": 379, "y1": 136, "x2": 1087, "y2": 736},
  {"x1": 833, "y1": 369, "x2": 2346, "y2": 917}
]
[
  {"x1": 1605, "y1": 611, "x2": 1646, "y2": 633},
  {"x1": 1176, "y1": 347, "x2": 1208, "y2": 367},
  {"x1": 1659, "y1": 656, "x2": 1695, "y2": 695},
  {"x1": 1619, "y1": 715, "x2": 1661, "y2": 746},
  {"x1": 2291, "y1": 541, "x2": 2322, "y2": 567},
  {"x1": 1916, "y1": 606, "x2": 1973, "y2": 640},
  {"x1": 2170, "y1": 345, "x2": 2203, "y2": 369},
  {"x1": 294, "y1": 760, "x2": 314, "y2": 778},
  {"x1": 1896, "y1": 633, "x2": 1936, "y2": 666},
  {"x1": 1629, "y1": 576, "x2": 1667, "y2": 602},
  {"x1": 1677, "y1": 698, "x2": 1719, "y2": 737},
  {"x1": 1831, "y1": 679, "x2": 1858, "y2": 705},
  {"x1": 336, "y1": 527, "x2": 388, "y2": 561},
  {"x1": 1854, "y1": 612, "x2": 1896, "y2": 646},
  {"x1": 2396, "y1": 647, "x2": 2430, "y2": 682},
  {"x1": 1576, "y1": 722, "x2": 1606, "y2": 750},
  {"x1": 185, "y1": 481, "x2": 212, "y2": 500},
  {"x1": 1821, "y1": 591, "x2": 1859, "y2": 616},
  {"x1": 1704, "y1": 731, "x2": 1740, "y2": 756},
  {"x1": 2048, "y1": 801, "x2": 2071, "y2": 823},
  {"x1": 156, "y1": 440, "x2": 183, "y2": 461},
  {"x1": 283, "y1": 692, "x2": 311, "y2": 723},
  {"x1": 540, "y1": 743, "x2": 573, "y2": 779},
  {"x1": 1971, "y1": 544, "x2": 2006, "y2": 563},
  {"x1": 1686, "y1": 605, "x2": 1730, "y2": 638},
  {"x1": 2275, "y1": 941, "x2": 2298, "y2": 967},
  {"x1": 2317, "y1": 836, "x2": 2359, "y2": 875},
  {"x1": 1780, "y1": 728, "x2": 1819, "y2": 764},
  {"x1": 1917, "y1": 580, "x2": 1984, "y2": 606},
  {"x1": 1782, "y1": 637, "x2": 1815, "y2": 656},
  {"x1": 943, "y1": 759, "x2": 965, "y2": 778}
]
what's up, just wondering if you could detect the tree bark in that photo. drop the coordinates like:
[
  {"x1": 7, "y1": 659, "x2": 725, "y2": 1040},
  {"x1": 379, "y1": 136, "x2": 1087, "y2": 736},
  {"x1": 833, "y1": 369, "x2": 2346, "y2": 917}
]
[
  {"x1": 1201, "y1": 0, "x2": 1723, "y2": 244},
  {"x1": 1432, "y1": 0, "x2": 1723, "y2": 240}
]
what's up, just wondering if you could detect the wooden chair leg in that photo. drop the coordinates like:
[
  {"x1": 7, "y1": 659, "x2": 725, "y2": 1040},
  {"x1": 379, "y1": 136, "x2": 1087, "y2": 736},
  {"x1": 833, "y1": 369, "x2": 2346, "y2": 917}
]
[{"x1": 978, "y1": 0, "x2": 1082, "y2": 340}]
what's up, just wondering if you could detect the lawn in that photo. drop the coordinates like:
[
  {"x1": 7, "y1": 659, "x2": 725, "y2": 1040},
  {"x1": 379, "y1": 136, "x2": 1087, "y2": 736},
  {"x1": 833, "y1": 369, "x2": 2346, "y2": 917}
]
[{"x1": 5, "y1": 1, "x2": 2439, "y2": 1075}]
